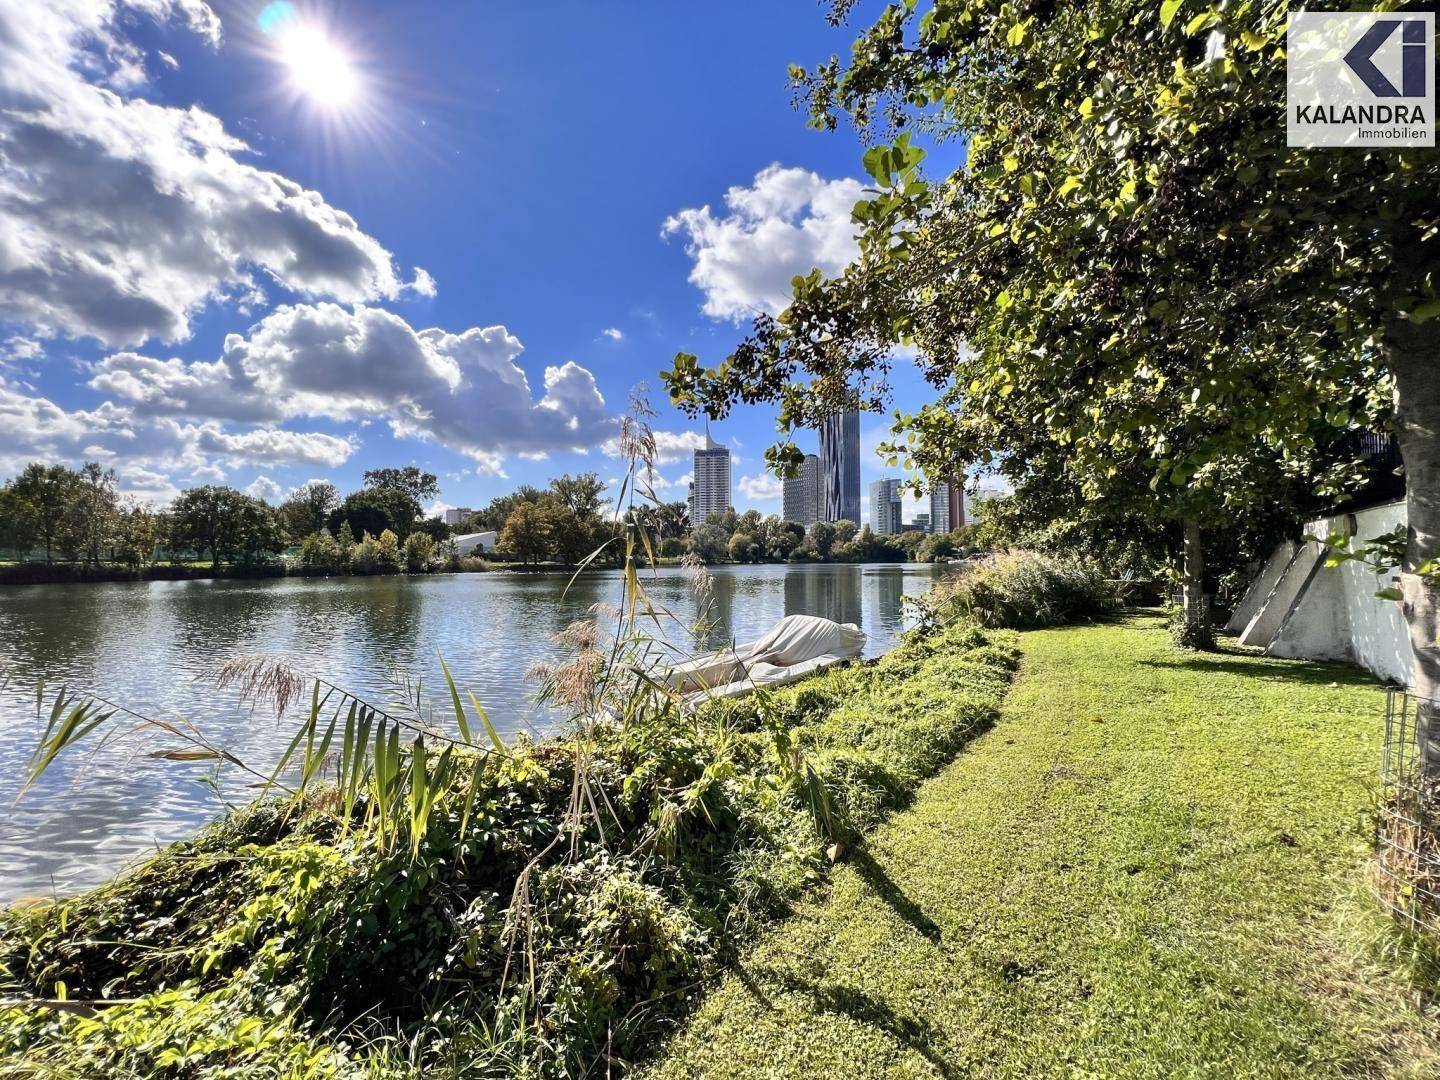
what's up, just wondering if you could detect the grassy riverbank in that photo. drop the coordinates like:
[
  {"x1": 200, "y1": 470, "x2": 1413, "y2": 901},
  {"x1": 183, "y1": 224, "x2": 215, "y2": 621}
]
[
  {"x1": 645, "y1": 613, "x2": 1440, "y2": 1078},
  {"x1": 0, "y1": 618, "x2": 1019, "y2": 1077}
]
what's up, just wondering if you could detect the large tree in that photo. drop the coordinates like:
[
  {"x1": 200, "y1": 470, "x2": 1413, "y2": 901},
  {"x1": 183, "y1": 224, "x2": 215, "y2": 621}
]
[
  {"x1": 278, "y1": 480, "x2": 339, "y2": 542},
  {"x1": 60, "y1": 462, "x2": 119, "y2": 565},
  {"x1": 329, "y1": 489, "x2": 399, "y2": 542},
  {"x1": 7, "y1": 463, "x2": 83, "y2": 563},
  {"x1": 664, "y1": 0, "x2": 1435, "y2": 673},
  {"x1": 170, "y1": 486, "x2": 282, "y2": 570},
  {"x1": 358, "y1": 467, "x2": 439, "y2": 539},
  {"x1": 472, "y1": 485, "x2": 545, "y2": 531},
  {"x1": 497, "y1": 501, "x2": 552, "y2": 568},
  {"x1": 548, "y1": 472, "x2": 606, "y2": 521}
]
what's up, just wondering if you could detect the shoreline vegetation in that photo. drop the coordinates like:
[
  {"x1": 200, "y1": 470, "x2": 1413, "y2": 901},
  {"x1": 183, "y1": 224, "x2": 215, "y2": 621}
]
[
  {"x1": 0, "y1": 596, "x2": 1035, "y2": 1075},
  {"x1": 0, "y1": 552, "x2": 957, "y2": 587},
  {"x1": 7, "y1": 550, "x2": 1420, "y2": 1078}
]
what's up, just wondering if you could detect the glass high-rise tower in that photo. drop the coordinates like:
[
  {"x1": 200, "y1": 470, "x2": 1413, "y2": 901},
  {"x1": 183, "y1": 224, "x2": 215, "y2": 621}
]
[
  {"x1": 820, "y1": 409, "x2": 861, "y2": 525},
  {"x1": 782, "y1": 453, "x2": 821, "y2": 526},
  {"x1": 929, "y1": 481, "x2": 965, "y2": 533},
  {"x1": 870, "y1": 478, "x2": 904, "y2": 535}
]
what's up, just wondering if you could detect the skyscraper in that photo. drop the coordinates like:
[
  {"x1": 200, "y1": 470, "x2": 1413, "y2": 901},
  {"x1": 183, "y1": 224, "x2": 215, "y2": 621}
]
[
  {"x1": 869, "y1": 478, "x2": 904, "y2": 535},
  {"x1": 690, "y1": 426, "x2": 731, "y2": 527},
  {"x1": 819, "y1": 409, "x2": 861, "y2": 525},
  {"x1": 782, "y1": 453, "x2": 821, "y2": 525},
  {"x1": 929, "y1": 481, "x2": 965, "y2": 533},
  {"x1": 443, "y1": 507, "x2": 474, "y2": 527}
]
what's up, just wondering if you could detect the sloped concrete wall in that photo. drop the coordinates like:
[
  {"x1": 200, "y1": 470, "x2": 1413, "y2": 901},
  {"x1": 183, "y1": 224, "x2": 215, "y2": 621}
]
[
  {"x1": 1239, "y1": 542, "x2": 1321, "y2": 648},
  {"x1": 1226, "y1": 541, "x2": 1297, "y2": 633},
  {"x1": 1266, "y1": 499, "x2": 1412, "y2": 685}
]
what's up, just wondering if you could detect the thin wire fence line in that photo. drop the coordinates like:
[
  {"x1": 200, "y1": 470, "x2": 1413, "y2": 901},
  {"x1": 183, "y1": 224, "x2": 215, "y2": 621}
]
[{"x1": 1372, "y1": 687, "x2": 1440, "y2": 934}]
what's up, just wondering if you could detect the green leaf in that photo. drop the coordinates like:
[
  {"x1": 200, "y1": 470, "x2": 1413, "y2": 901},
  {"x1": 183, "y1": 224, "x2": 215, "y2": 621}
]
[
  {"x1": 438, "y1": 656, "x2": 472, "y2": 744},
  {"x1": 1160, "y1": 0, "x2": 1183, "y2": 29},
  {"x1": 1375, "y1": 587, "x2": 1403, "y2": 601},
  {"x1": 1184, "y1": 11, "x2": 1217, "y2": 35},
  {"x1": 1411, "y1": 298, "x2": 1440, "y2": 324}
]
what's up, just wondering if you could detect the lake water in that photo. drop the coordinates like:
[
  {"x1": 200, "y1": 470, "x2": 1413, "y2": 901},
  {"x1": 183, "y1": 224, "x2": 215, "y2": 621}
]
[{"x1": 0, "y1": 563, "x2": 946, "y2": 900}]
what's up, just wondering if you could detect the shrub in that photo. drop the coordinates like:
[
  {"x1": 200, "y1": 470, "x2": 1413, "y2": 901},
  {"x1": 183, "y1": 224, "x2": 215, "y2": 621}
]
[
  {"x1": 349, "y1": 529, "x2": 402, "y2": 574},
  {"x1": 298, "y1": 531, "x2": 342, "y2": 570},
  {"x1": 0, "y1": 620, "x2": 1018, "y2": 1078},
  {"x1": 915, "y1": 550, "x2": 1116, "y2": 631},
  {"x1": 403, "y1": 531, "x2": 436, "y2": 573}
]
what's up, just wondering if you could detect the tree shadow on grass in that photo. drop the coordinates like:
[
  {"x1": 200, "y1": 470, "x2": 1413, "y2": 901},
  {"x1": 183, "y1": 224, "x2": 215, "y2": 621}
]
[
  {"x1": 745, "y1": 962, "x2": 958, "y2": 1079},
  {"x1": 847, "y1": 844, "x2": 943, "y2": 944},
  {"x1": 1136, "y1": 651, "x2": 1384, "y2": 689}
]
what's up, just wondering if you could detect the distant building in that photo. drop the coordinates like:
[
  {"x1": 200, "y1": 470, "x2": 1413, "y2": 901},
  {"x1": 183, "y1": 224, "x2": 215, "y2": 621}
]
[
  {"x1": 912, "y1": 512, "x2": 931, "y2": 532},
  {"x1": 870, "y1": 478, "x2": 904, "y2": 535},
  {"x1": 820, "y1": 409, "x2": 861, "y2": 525},
  {"x1": 443, "y1": 507, "x2": 474, "y2": 528},
  {"x1": 929, "y1": 482, "x2": 965, "y2": 533},
  {"x1": 691, "y1": 426, "x2": 732, "y2": 527},
  {"x1": 783, "y1": 454, "x2": 821, "y2": 525},
  {"x1": 452, "y1": 531, "x2": 497, "y2": 555}
]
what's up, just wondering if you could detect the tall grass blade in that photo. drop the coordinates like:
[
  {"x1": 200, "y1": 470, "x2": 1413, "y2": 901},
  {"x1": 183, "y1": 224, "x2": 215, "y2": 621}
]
[
  {"x1": 438, "y1": 657, "x2": 473, "y2": 745},
  {"x1": 466, "y1": 689, "x2": 505, "y2": 753},
  {"x1": 22, "y1": 701, "x2": 114, "y2": 796}
]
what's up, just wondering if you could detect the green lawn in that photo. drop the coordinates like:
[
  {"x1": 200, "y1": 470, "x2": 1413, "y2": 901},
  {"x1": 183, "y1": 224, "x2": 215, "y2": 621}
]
[{"x1": 645, "y1": 613, "x2": 1440, "y2": 1079}]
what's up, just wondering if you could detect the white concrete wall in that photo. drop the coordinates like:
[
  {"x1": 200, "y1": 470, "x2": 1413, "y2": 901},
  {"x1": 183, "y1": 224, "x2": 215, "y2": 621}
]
[
  {"x1": 1239, "y1": 542, "x2": 1321, "y2": 648},
  {"x1": 1265, "y1": 499, "x2": 1413, "y2": 685},
  {"x1": 1226, "y1": 540, "x2": 1296, "y2": 633}
]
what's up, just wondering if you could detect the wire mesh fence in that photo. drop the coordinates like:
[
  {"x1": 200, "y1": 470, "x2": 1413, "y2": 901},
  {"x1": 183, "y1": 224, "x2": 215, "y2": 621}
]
[{"x1": 1372, "y1": 687, "x2": 1440, "y2": 934}]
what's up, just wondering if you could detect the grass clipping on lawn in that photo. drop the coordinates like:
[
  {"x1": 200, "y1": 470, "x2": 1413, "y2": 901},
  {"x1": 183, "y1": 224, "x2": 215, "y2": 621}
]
[{"x1": 0, "y1": 619, "x2": 1018, "y2": 1078}]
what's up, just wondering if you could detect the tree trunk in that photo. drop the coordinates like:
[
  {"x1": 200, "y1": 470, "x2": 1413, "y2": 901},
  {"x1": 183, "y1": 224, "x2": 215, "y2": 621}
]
[
  {"x1": 1176, "y1": 518, "x2": 1214, "y2": 649},
  {"x1": 1386, "y1": 313, "x2": 1440, "y2": 772}
]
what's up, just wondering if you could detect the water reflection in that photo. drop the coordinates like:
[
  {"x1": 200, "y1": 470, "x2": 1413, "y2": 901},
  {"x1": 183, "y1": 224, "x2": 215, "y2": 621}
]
[{"x1": 0, "y1": 563, "x2": 942, "y2": 899}]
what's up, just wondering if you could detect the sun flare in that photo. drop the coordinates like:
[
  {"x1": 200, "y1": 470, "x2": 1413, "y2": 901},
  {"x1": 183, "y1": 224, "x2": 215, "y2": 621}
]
[{"x1": 277, "y1": 24, "x2": 359, "y2": 109}]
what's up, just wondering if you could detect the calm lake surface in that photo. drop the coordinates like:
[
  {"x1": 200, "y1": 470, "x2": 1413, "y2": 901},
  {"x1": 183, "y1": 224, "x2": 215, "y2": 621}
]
[{"x1": 0, "y1": 563, "x2": 945, "y2": 900}]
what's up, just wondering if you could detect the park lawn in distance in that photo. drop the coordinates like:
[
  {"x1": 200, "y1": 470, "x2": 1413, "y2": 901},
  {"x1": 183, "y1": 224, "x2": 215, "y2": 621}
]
[{"x1": 645, "y1": 612, "x2": 1440, "y2": 1078}]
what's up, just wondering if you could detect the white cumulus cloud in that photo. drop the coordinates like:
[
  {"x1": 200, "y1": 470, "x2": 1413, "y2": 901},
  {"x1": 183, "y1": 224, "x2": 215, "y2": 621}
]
[
  {"x1": 89, "y1": 303, "x2": 615, "y2": 474},
  {"x1": 737, "y1": 473, "x2": 783, "y2": 503},
  {"x1": 663, "y1": 164, "x2": 865, "y2": 321},
  {"x1": 243, "y1": 475, "x2": 284, "y2": 503},
  {"x1": 0, "y1": 1, "x2": 427, "y2": 348},
  {"x1": 0, "y1": 382, "x2": 355, "y2": 485}
]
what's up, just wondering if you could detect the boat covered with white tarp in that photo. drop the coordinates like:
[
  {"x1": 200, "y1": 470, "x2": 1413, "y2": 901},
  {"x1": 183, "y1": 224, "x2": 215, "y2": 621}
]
[{"x1": 664, "y1": 614, "x2": 866, "y2": 704}]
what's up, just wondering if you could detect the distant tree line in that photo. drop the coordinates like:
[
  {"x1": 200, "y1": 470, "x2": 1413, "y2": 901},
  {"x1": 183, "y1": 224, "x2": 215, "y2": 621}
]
[
  {"x1": 0, "y1": 460, "x2": 981, "y2": 582},
  {"x1": 0, "y1": 462, "x2": 454, "y2": 576}
]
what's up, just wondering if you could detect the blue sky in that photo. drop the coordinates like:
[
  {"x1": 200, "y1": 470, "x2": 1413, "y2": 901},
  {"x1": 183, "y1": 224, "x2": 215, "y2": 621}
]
[{"x1": 0, "y1": 0, "x2": 961, "y2": 523}]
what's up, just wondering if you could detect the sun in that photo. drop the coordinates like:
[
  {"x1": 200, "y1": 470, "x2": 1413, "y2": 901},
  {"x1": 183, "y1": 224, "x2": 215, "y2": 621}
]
[
  {"x1": 277, "y1": 24, "x2": 359, "y2": 109},
  {"x1": 257, "y1": 3, "x2": 362, "y2": 112}
]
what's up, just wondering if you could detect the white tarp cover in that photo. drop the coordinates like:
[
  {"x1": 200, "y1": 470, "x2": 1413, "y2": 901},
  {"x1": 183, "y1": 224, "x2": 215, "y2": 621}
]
[{"x1": 667, "y1": 614, "x2": 866, "y2": 698}]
